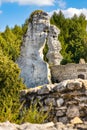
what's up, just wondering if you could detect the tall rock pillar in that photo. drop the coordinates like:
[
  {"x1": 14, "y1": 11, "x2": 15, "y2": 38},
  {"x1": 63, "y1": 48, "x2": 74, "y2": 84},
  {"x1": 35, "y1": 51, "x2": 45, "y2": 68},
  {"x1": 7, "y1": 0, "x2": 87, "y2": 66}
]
[
  {"x1": 17, "y1": 11, "x2": 51, "y2": 87},
  {"x1": 17, "y1": 10, "x2": 62, "y2": 88}
]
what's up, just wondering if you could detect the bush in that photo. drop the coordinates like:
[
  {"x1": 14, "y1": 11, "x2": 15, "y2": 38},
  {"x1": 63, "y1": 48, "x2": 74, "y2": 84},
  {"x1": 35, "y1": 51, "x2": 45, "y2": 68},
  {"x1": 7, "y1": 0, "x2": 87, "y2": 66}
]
[
  {"x1": 0, "y1": 52, "x2": 50, "y2": 124},
  {"x1": 0, "y1": 51, "x2": 26, "y2": 123}
]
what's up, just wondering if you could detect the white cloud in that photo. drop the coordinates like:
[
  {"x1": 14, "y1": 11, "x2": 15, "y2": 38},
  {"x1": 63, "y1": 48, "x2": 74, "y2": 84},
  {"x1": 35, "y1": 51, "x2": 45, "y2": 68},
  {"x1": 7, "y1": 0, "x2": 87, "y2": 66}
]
[
  {"x1": 57, "y1": 0, "x2": 66, "y2": 9},
  {"x1": 0, "y1": 0, "x2": 55, "y2": 6},
  {"x1": 48, "y1": 8, "x2": 87, "y2": 19},
  {"x1": 0, "y1": 10, "x2": 2, "y2": 14}
]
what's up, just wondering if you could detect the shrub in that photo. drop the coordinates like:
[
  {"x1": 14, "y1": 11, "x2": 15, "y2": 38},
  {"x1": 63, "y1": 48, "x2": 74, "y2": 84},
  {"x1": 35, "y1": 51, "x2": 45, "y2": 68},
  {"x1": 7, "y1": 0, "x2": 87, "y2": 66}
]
[
  {"x1": 0, "y1": 51, "x2": 26, "y2": 123},
  {"x1": 20, "y1": 103, "x2": 49, "y2": 124}
]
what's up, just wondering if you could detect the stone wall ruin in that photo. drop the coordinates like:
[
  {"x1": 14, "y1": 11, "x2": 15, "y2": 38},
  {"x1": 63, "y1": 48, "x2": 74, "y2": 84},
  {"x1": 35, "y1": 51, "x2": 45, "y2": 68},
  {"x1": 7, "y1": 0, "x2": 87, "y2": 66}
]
[
  {"x1": 20, "y1": 79, "x2": 87, "y2": 124},
  {"x1": 51, "y1": 63, "x2": 87, "y2": 83}
]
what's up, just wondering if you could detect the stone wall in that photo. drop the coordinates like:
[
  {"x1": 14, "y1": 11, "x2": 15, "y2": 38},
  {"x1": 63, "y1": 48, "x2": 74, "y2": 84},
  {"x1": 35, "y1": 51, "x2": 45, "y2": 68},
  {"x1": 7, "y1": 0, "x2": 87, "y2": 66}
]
[
  {"x1": 20, "y1": 79, "x2": 87, "y2": 124},
  {"x1": 50, "y1": 63, "x2": 87, "y2": 83}
]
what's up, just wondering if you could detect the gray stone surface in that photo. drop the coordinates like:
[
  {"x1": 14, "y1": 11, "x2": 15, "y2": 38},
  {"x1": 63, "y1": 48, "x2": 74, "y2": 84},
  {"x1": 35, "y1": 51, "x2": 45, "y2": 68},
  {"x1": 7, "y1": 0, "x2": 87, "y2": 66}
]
[
  {"x1": 0, "y1": 121, "x2": 79, "y2": 130},
  {"x1": 20, "y1": 79, "x2": 87, "y2": 124},
  {"x1": 17, "y1": 11, "x2": 50, "y2": 88},
  {"x1": 56, "y1": 98, "x2": 64, "y2": 107},
  {"x1": 2, "y1": 121, "x2": 87, "y2": 130},
  {"x1": 47, "y1": 25, "x2": 63, "y2": 65},
  {"x1": 66, "y1": 106, "x2": 80, "y2": 119},
  {"x1": 51, "y1": 63, "x2": 87, "y2": 83},
  {"x1": 17, "y1": 11, "x2": 62, "y2": 88}
]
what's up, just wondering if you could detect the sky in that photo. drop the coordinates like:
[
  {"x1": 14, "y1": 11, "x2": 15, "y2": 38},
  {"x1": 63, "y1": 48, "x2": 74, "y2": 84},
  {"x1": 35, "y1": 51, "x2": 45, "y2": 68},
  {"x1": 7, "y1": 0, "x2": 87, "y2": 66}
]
[{"x1": 0, "y1": 0, "x2": 87, "y2": 31}]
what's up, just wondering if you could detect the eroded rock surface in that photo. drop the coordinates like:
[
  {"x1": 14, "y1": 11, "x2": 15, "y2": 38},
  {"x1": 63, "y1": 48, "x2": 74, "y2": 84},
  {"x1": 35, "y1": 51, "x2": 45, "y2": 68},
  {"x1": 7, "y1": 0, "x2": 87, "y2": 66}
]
[
  {"x1": 17, "y1": 11, "x2": 62, "y2": 88},
  {"x1": 1, "y1": 121, "x2": 87, "y2": 130},
  {"x1": 47, "y1": 25, "x2": 62, "y2": 65}
]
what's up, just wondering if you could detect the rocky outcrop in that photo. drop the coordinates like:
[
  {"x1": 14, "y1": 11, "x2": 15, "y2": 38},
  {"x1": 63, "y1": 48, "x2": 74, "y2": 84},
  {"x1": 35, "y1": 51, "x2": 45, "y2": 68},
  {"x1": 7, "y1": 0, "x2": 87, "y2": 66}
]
[
  {"x1": 47, "y1": 25, "x2": 62, "y2": 65},
  {"x1": 17, "y1": 10, "x2": 62, "y2": 88},
  {"x1": 20, "y1": 79, "x2": 87, "y2": 124},
  {"x1": 1, "y1": 121, "x2": 87, "y2": 130},
  {"x1": 0, "y1": 121, "x2": 87, "y2": 130}
]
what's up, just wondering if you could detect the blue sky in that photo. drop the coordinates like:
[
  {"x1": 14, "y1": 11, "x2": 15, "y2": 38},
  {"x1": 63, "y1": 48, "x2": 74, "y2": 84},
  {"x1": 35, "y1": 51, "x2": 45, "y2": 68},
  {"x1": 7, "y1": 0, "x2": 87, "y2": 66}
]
[{"x1": 0, "y1": 0, "x2": 87, "y2": 31}]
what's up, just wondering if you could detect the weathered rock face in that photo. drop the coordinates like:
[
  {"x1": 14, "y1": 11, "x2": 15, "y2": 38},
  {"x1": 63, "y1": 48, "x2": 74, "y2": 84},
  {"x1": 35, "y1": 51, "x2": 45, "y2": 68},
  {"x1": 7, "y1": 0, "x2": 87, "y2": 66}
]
[
  {"x1": 20, "y1": 79, "x2": 87, "y2": 124},
  {"x1": 17, "y1": 11, "x2": 50, "y2": 88},
  {"x1": 1, "y1": 121, "x2": 87, "y2": 130},
  {"x1": 17, "y1": 11, "x2": 62, "y2": 88},
  {"x1": 47, "y1": 25, "x2": 62, "y2": 65}
]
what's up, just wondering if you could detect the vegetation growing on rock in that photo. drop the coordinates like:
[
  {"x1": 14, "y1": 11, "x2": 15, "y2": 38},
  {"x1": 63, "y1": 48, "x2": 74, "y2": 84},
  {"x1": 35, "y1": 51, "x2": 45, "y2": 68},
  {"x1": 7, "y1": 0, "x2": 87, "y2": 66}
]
[
  {"x1": 0, "y1": 14, "x2": 50, "y2": 123},
  {"x1": 29, "y1": 10, "x2": 44, "y2": 23},
  {"x1": 43, "y1": 41, "x2": 49, "y2": 62}
]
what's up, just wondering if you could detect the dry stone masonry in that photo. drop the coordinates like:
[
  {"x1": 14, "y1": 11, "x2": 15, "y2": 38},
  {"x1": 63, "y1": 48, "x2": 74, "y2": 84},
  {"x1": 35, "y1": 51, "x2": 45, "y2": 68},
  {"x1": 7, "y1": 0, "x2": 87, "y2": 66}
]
[
  {"x1": 20, "y1": 79, "x2": 87, "y2": 126},
  {"x1": 17, "y1": 10, "x2": 62, "y2": 88},
  {"x1": 51, "y1": 63, "x2": 87, "y2": 83}
]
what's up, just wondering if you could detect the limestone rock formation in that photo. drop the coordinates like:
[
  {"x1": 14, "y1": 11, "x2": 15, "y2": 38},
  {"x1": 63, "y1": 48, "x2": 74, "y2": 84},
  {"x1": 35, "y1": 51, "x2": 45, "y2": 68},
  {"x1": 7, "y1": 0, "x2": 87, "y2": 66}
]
[
  {"x1": 17, "y1": 10, "x2": 62, "y2": 88},
  {"x1": 20, "y1": 79, "x2": 87, "y2": 124},
  {"x1": 47, "y1": 25, "x2": 62, "y2": 65}
]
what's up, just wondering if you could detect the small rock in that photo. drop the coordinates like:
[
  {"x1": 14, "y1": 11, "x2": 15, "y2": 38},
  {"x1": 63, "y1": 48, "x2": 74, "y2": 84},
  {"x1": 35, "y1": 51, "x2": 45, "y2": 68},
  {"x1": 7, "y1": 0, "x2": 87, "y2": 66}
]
[
  {"x1": 59, "y1": 116, "x2": 68, "y2": 124},
  {"x1": 66, "y1": 106, "x2": 80, "y2": 119},
  {"x1": 56, "y1": 110, "x2": 64, "y2": 117},
  {"x1": 56, "y1": 98, "x2": 64, "y2": 107},
  {"x1": 45, "y1": 98, "x2": 56, "y2": 106},
  {"x1": 37, "y1": 85, "x2": 51, "y2": 94},
  {"x1": 71, "y1": 117, "x2": 83, "y2": 124},
  {"x1": 53, "y1": 80, "x2": 68, "y2": 92},
  {"x1": 67, "y1": 80, "x2": 82, "y2": 90}
]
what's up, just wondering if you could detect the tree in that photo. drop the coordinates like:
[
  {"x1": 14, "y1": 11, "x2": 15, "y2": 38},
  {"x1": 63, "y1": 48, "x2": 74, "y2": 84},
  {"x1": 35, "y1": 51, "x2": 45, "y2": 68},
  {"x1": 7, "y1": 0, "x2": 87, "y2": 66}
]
[
  {"x1": 22, "y1": 18, "x2": 29, "y2": 35},
  {"x1": 51, "y1": 11, "x2": 87, "y2": 64},
  {"x1": 50, "y1": 11, "x2": 65, "y2": 29}
]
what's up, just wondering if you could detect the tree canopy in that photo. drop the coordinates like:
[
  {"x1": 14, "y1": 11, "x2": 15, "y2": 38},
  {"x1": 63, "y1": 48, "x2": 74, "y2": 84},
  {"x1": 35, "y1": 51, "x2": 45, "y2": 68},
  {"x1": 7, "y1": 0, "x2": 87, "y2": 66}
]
[{"x1": 50, "y1": 11, "x2": 87, "y2": 64}]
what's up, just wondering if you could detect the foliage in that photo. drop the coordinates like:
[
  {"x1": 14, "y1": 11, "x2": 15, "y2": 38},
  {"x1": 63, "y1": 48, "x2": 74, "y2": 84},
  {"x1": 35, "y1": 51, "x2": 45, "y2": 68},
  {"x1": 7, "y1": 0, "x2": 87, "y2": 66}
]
[
  {"x1": 43, "y1": 41, "x2": 49, "y2": 62},
  {"x1": 50, "y1": 12, "x2": 87, "y2": 64},
  {"x1": 0, "y1": 26, "x2": 22, "y2": 61},
  {"x1": 0, "y1": 51, "x2": 26, "y2": 123},
  {"x1": 0, "y1": 19, "x2": 29, "y2": 61},
  {"x1": 22, "y1": 19, "x2": 29, "y2": 35},
  {"x1": 0, "y1": 52, "x2": 49, "y2": 124}
]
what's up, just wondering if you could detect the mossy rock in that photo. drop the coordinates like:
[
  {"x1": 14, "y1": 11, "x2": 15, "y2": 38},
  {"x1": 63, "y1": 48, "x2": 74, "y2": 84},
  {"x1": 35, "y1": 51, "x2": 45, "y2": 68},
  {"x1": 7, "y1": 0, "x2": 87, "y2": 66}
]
[{"x1": 29, "y1": 10, "x2": 44, "y2": 23}]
